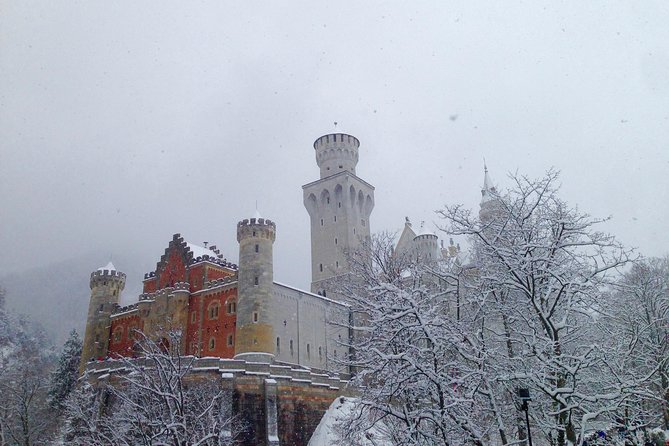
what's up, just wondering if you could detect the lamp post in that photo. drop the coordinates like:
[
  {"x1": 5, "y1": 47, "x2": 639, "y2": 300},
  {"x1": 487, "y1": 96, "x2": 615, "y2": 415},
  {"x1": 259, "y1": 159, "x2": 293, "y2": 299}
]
[{"x1": 517, "y1": 388, "x2": 533, "y2": 446}]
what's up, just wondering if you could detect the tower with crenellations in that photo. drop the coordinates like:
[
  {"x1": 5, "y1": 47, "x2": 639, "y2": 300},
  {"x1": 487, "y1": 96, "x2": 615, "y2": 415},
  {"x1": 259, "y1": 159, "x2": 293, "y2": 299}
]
[
  {"x1": 234, "y1": 215, "x2": 276, "y2": 363},
  {"x1": 302, "y1": 133, "x2": 375, "y2": 298},
  {"x1": 80, "y1": 262, "x2": 126, "y2": 372}
]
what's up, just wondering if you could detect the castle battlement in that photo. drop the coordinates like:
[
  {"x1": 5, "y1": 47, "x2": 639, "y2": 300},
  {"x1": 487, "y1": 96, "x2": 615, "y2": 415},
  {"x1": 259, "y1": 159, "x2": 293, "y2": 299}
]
[
  {"x1": 89, "y1": 268, "x2": 126, "y2": 289},
  {"x1": 313, "y1": 133, "x2": 360, "y2": 178},
  {"x1": 204, "y1": 276, "x2": 237, "y2": 289},
  {"x1": 237, "y1": 218, "x2": 276, "y2": 242},
  {"x1": 111, "y1": 303, "x2": 139, "y2": 317},
  {"x1": 414, "y1": 233, "x2": 438, "y2": 241}
]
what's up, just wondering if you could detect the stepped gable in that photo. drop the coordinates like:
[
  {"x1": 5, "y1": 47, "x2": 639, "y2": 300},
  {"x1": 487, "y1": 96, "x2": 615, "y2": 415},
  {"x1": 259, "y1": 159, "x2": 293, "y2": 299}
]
[{"x1": 143, "y1": 233, "x2": 238, "y2": 283}]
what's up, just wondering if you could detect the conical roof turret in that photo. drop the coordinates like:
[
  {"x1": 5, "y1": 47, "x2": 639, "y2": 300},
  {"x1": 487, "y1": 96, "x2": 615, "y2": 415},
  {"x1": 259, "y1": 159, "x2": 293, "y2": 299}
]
[{"x1": 481, "y1": 163, "x2": 497, "y2": 204}]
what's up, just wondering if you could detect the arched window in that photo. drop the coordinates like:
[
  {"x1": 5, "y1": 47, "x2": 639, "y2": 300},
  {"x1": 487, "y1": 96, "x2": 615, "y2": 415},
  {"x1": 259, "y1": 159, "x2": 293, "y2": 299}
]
[
  {"x1": 208, "y1": 301, "x2": 220, "y2": 320},
  {"x1": 209, "y1": 337, "x2": 216, "y2": 351},
  {"x1": 226, "y1": 297, "x2": 237, "y2": 314},
  {"x1": 113, "y1": 327, "x2": 123, "y2": 343}
]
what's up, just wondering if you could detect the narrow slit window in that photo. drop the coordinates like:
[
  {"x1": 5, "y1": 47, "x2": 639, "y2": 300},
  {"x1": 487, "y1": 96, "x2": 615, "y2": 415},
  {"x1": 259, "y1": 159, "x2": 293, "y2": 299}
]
[{"x1": 255, "y1": 244, "x2": 259, "y2": 253}]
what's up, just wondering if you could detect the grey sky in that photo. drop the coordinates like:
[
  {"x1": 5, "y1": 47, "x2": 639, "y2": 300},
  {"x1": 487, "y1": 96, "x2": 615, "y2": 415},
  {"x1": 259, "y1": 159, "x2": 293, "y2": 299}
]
[{"x1": 1, "y1": 1, "x2": 668, "y2": 299}]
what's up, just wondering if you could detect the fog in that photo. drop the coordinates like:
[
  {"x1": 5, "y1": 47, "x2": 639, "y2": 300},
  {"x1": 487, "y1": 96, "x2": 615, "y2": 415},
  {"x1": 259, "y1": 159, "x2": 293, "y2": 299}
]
[{"x1": 2, "y1": 1, "x2": 668, "y2": 305}]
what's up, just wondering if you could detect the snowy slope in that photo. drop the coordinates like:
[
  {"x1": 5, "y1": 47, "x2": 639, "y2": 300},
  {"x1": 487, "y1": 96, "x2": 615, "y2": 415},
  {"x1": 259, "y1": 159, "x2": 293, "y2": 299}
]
[{"x1": 308, "y1": 397, "x2": 392, "y2": 446}]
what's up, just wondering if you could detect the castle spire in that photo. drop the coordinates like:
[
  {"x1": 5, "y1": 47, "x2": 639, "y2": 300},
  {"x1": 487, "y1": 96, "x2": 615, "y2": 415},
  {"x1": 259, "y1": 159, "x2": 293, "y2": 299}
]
[{"x1": 481, "y1": 162, "x2": 497, "y2": 204}]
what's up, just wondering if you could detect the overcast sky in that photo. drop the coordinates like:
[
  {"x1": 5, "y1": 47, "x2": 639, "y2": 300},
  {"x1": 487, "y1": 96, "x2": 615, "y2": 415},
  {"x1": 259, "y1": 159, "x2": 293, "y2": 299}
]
[{"x1": 1, "y1": 1, "x2": 668, "y2": 299}]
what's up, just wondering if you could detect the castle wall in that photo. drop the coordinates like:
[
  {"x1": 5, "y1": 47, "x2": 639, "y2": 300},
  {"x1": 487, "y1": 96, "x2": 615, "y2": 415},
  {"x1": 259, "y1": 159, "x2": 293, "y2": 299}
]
[
  {"x1": 108, "y1": 312, "x2": 142, "y2": 357},
  {"x1": 186, "y1": 286, "x2": 237, "y2": 358},
  {"x1": 86, "y1": 358, "x2": 349, "y2": 446},
  {"x1": 271, "y1": 283, "x2": 349, "y2": 374}
]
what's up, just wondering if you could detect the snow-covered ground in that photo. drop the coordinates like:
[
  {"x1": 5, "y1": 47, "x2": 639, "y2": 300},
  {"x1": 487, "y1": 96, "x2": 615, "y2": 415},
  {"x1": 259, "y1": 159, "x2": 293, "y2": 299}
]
[{"x1": 308, "y1": 397, "x2": 392, "y2": 446}]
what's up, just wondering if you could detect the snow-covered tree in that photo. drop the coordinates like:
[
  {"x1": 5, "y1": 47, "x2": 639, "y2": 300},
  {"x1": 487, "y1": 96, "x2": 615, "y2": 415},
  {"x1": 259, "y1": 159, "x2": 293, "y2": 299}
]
[
  {"x1": 333, "y1": 232, "x2": 492, "y2": 445},
  {"x1": 440, "y1": 169, "x2": 639, "y2": 446},
  {"x1": 603, "y1": 257, "x2": 669, "y2": 431},
  {"x1": 63, "y1": 330, "x2": 240, "y2": 446},
  {"x1": 0, "y1": 285, "x2": 56, "y2": 446},
  {"x1": 336, "y1": 170, "x2": 651, "y2": 446},
  {"x1": 47, "y1": 329, "x2": 82, "y2": 411}
]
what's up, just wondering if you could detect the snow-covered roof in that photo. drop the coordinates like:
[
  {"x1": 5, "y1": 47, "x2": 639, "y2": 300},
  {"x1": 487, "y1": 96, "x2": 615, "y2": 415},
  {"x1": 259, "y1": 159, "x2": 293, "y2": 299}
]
[
  {"x1": 97, "y1": 261, "x2": 116, "y2": 272},
  {"x1": 186, "y1": 242, "x2": 217, "y2": 259}
]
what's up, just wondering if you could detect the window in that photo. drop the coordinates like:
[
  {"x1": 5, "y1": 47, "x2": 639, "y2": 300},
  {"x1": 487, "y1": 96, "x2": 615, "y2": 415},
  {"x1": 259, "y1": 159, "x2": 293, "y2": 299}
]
[
  {"x1": 113, "y1": 328, "x2": 123, "y2": 343},
  {"x1": 290, "y1": 339, "x2": 294, "y2": 356},
  {"x1": 276, "y1": 337, "x2": 280, "y2": 354},
  {"x1": 319, "y1": 264, "x2": 323, "y2": 272},
  {"x1": 191, "y1": 312, "x2": 196, "y2": 323},
  {"x1": 320, "y1": 218, "x2": 324, "y2": 226},
  {"x1": 336, "y1": 261, "x2": 339, "y2": 268},
  {"x1": 338, "y1": 202, "x2": 341, "y2": 208},
  {"x1": 253, "y1": 311, "x2": 259, "y2": 323},
  {"x1": 252, "y1": 231, "x2": 256, "y2": 236},
  {"x1": 334, "y1": 215, "x2": 337, "y2": 222},
  {"x1": 254, "y1": 276, "x2": 259, "y2": 286},
  {"x1": 361, "y1": 219, "x2": 366, "y2": 226},
  {"x1": 319, "y1": 346, "x2": 323, "y2": 360},
  {"x1": 99, "y1": 304, "x2": 104, "y2": 311},
  {"x1": 326, "y1": 197, "x2": 330, "y2": 204},
  {"x1": 306, "y1": 343, "x2": 311, "y2": 360},
  {"x1": 208, "y1": 302, "x2": 220, "y2": 320},
  {"x1": 209, "y1": 337, "x2": 215, "y2": 351},
  {"x1": 334, "y1": 237, "x2": 337, "y2": 245},
  {"x1": 190, "y1": 341, "x2": 197, "y2": 353},
  {"x1": 353, "y1": 228, "x2": 356, "y2": 235},
  {"x1": 226, "y1": 299, "x2": 236, "y2": 314},
  {"x1": 227, "y1": 334, "x2": 234, "y2": 347},
  {"x1": 255, "y1": 244, "x2": 259, "y2": 253}
]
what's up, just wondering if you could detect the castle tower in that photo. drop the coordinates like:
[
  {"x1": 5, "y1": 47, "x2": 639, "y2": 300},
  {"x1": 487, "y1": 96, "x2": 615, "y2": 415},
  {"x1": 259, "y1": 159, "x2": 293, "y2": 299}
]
[
  {"x1": 234, "y1": 215, "x2": 276, "y2": 363},
  {"x1": 479, "y1": 163, "x2": 500, "y2": 223},
  {"x1": 80, "y1": 262, "x2": 125, "y2": 373},
  {"x1": 413, "y1": 232, "x2": 440, "y2": 263},
  {"x1": 303, "y1": 133, "x2": 375, "y2": 297}
]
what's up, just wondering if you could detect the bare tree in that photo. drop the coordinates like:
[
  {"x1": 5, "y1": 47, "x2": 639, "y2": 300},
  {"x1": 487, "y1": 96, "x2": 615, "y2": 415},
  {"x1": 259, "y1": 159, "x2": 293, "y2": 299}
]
[
  {"x1": 334, "y1": 233, "x2": 491, "y2": 445},
  {"x1": 336, "y1": 170, "x2": 653, "y2": 446},
  {"x1": 63, "y1": 330, "x2": 240, "y2": 446},
  {"x1": 0, "y1": 286, "x2": 55, "y2": 446},
  {"x1": 440, "y1": 169, "x2": 641, "y2": 446},
  {"x1": 603, "y1": 257, "x2": 669, "y2": 432}
]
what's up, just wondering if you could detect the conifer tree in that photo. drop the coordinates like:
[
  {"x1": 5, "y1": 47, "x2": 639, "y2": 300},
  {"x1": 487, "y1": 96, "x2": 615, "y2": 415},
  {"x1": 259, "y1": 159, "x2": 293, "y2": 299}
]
[{"x1": 48, "y1": 330, "x2": 82, "y2": 411}]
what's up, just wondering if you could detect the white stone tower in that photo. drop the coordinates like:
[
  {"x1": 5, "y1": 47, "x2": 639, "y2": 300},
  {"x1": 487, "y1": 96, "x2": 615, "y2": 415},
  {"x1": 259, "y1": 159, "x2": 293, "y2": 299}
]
[
  {"x1": 234, "y1": 216, "x2": 276, "y2": 363},
  {"x1": 303, "y1": 133, "x2": 375, "y2": 298},
  {"x1": 80, "y1": 262, "x2": 125, "y2": 372}
]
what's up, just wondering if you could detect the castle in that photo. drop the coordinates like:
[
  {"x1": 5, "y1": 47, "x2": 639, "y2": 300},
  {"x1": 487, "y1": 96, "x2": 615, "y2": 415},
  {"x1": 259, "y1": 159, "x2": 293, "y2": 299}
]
[{"x1": 79, "y1": 132, "x2": 466, "y2": 445}]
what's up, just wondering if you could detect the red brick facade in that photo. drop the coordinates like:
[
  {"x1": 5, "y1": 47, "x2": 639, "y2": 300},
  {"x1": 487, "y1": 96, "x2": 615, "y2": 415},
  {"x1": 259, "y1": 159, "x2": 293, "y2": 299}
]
[{"x1": 108, "y1": 234, "x2": 239, "y2": 360}]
